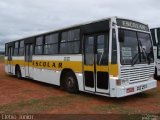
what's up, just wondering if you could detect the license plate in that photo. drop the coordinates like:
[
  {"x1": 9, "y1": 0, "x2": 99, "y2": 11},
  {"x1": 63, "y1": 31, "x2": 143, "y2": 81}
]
[
  {"x1": 127, "y1": 88, "x2": 135, "y2": 93},
  {"x1": 137, "y1": 84, "x2": 147, "y2": 91}
]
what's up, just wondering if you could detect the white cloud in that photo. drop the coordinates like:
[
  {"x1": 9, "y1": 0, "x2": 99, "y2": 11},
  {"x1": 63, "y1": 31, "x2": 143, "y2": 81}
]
[{"x1": 0, "y1": 0, "x2": 160, "y2": 51}]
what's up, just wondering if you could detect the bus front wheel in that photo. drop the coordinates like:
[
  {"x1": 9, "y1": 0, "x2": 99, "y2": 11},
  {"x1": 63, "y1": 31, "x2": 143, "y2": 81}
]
[{"x1": 64, "y1": 72, "x2": 79, "y2": 93}]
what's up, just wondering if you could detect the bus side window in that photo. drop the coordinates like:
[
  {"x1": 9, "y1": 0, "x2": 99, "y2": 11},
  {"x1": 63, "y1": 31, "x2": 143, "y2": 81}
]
[
  {"x1": 85, "y1": 37, "x2": 94, "y2": 65},
  {"x1": 97, "y1": 34, "x2": 109, "y2": 65},
  {"x1": 151, "y1": 29, "x2": 157, "y2": 46},
  {"x1": 35, "y1": 36, "x2": 43, "y2": 55},
  {"x1": 111, "y1": 29, "x2": 117, "y2": 64},
  {"x1": 60, "y1": 29, "x2": 80, "y2": 54},
  {"x1": 157, "y1": 45, "x2": 160, "y2": 59},
  {"x1": 157, "y1": 29, "x2": 160, "y2": 44},
  {"x1": 14, "y1": 41, "x2": 19, "y2": 56},
  {"x1": 19, "y1": 41, "x2": 24, "y2": 56},
  {"x1": 44, "y1": 33, "x2": 59, "y2": 55}
]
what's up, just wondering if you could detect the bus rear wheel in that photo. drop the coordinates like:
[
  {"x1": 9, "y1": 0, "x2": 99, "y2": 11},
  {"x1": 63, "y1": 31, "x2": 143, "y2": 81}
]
[
  {"x1": 15, "y1": 67, "x2": 22, "y2": 79},
  {"x1": 64, "y1": 72, "x2": 79, "y2": 93}
]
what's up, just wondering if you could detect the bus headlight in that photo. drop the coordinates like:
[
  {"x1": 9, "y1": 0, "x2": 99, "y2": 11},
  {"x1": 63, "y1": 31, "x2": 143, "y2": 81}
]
[
  {"x1": 122, "y1": 79, "x2": 129, "y2": 85},
  {"x1": 116, "y1": 79, "x2": 129, "y2": 86},
  {"x1": 116, "y1": 79, "x2": 121, "y2": 86}
]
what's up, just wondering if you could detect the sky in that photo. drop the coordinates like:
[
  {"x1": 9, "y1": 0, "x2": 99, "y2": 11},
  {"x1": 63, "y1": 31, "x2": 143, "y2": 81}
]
[{"x1": 0, "y1": 0, "x2": 160, "y2": 51}]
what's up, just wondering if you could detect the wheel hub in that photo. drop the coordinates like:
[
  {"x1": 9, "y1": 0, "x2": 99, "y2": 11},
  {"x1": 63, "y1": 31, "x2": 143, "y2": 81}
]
[{"x1": 67, "y1": 78, "x2": 74, "y2": 88}]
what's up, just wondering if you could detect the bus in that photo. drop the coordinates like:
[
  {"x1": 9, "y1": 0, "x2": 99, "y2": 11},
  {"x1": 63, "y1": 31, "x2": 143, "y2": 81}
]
[
  {"x1": 151, "y1": 27, "x2": 160, "y2": 78},
  {"x1": 5, "y1": 17, "x2": 157, "y2": 98}
]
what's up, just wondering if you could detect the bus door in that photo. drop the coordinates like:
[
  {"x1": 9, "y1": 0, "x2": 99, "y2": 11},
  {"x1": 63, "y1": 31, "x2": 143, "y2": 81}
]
[
  {"x1": 25, "y1": 44, "x2": 33, "y2": 77},
  {"x1": 83, "y1": 34, "x2": 109, "y2": 94},
  {"x1": 8, "y1": 47, "x2": 13, "y2": 73}
]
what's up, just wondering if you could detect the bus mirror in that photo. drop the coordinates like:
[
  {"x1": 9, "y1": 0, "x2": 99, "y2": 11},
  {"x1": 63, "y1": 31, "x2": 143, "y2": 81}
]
[{"x1": 119, "y1": 29, "x2": 124, "y2": 42}]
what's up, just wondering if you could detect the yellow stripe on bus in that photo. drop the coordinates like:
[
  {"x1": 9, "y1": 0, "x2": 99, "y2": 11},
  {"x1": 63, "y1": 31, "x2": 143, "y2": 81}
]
[
  {"x1": 84, "y1": 65, "x2": 94, "y2": 71},
  {"x1": 5, "y1": 60, "x2": 83, "y2": 73},
  {"x1": 5, "y1": 60, "x2": 119, "y2": 76},
  {"x1": 96, "y1": 65, "x2": 109, "y2": 72},
  {"x1": 109, "y1": 64, "x2": 119, "y2": 76}
]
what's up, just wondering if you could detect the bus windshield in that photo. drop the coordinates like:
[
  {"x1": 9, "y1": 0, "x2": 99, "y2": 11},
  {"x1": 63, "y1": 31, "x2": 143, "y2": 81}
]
[{"x1": 119, "y1": 29, "x2": 154, "y2": 65}]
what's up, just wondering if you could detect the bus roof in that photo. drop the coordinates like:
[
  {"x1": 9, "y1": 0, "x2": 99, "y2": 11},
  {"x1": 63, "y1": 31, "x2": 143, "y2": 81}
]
[
  {"x1": 150, "y1": 27, "x2": 160, "y2": 30},
  {"x1": 5, "y1": 16, "x2": 149, "y2": 44}
]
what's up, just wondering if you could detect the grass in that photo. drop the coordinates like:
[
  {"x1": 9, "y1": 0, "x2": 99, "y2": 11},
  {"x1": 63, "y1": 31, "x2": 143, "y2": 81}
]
[
  {"x1": 94, "y1": 104, "x2": 118, "y2": 111},
  {"x1": 93, "y1": 104, "x2": 137, "y2": 114},
  {"x1": 121, "y1": 115, "x2": 143, "y2": 120},
  {"x1": 0, "y1": 94, "x2": 92, "y2": 114},
  {"x1": 0, "y1": 95, "x2": 75, "y2": 114},
  {"x1": 0, "y1": 55, "x2": 4, "y2": 62}
]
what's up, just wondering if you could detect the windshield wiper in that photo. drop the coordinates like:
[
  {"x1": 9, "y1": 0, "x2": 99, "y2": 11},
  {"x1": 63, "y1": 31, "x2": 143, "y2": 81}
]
[
  {"x1": 131, "y1": 52, "x2": 139, "y2": 66},
  {"x1": 131, "y1": 41, "x2": 148, "y2": 66}
]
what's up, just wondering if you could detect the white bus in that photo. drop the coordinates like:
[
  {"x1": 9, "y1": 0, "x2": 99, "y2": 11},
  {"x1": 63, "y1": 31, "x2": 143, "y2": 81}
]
[
  {"x1": 151, "y1": 28, "x2": 160, "y2": 78},
  {"x1": 5, "y1": 17, "x2": 157, "y2": 98}
]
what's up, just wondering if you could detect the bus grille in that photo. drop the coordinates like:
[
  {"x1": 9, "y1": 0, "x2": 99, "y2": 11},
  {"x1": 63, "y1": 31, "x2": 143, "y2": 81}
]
[{"x1": 120, "y1": 65, "x2": 155, "y2": 84}]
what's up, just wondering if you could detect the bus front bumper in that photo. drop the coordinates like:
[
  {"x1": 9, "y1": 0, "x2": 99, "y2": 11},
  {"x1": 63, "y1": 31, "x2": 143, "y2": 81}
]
[{"x1": 116, "y1": 79, "x2": 157, "y2": 98}]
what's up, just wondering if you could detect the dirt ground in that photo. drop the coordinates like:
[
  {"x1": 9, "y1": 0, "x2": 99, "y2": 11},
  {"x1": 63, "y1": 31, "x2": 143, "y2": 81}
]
[{"x1": 0, "y1": 61, "x2": 160, "y2": 118}]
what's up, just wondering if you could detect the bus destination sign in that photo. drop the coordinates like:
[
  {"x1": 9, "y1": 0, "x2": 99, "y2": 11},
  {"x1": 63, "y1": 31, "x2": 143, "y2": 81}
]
[{"x1": 117, "y1": 19, "x2": 149, "y2": 32}]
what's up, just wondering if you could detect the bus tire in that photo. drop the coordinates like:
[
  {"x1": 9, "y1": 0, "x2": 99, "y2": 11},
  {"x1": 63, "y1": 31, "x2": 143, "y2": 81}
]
[
  {"x1": 15, "y1": 66, "x2": 22, "y2": 79},
  {"x1": 64, "y1": 72, "x2": 79, "y2": 93},
  {"x1": 154, "y1": 67, "x2": 158, "y2": 80}
]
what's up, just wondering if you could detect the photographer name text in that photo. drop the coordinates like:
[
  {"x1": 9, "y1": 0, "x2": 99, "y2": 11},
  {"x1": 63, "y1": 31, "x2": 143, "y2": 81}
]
[{"x1": 2, "y1": 114, "x2": 34, "y2": 120}]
